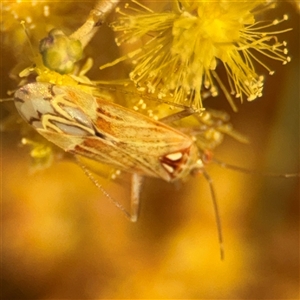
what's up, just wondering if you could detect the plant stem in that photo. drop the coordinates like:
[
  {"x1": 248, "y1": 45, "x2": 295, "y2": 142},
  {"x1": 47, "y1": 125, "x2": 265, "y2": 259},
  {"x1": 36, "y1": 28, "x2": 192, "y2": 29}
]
[{"x1": 70, "y1": 0, "x2": 120, "y2": 48}]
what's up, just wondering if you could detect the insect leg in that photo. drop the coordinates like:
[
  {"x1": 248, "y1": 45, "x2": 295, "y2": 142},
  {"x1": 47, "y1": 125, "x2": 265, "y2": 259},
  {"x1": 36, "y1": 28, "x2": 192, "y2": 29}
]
[
  {"x1": 202, "y1": 170, "x2": 224, "y2": 260},
  {"x1": 130, "y1": 173, "x2": 144, "y2": 222},
  {"x1": 75, "y1": 156, "x2": 132, "y2": 220}
]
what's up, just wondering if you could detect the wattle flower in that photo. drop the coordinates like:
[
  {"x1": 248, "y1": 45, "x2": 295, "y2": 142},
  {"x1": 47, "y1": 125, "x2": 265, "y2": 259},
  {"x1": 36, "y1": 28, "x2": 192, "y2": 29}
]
[{"x1": 102, "y1": 0, "x2": 291, "y2": 111}]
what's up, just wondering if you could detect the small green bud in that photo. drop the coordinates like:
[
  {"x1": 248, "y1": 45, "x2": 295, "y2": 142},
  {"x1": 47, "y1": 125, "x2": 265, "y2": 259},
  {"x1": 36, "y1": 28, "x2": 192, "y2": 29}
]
[{"x1": 39, "y1": 29, "x2": 83, "y2": 74}]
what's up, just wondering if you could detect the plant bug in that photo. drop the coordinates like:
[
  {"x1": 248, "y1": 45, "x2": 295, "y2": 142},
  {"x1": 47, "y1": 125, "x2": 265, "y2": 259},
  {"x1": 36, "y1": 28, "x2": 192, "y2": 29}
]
[
  {"x1": 11, "y1": 80, "x2": 300, "y2": 260},
  {"x1": 12, "y1": 81, "x2": 230, "y2": 258}
]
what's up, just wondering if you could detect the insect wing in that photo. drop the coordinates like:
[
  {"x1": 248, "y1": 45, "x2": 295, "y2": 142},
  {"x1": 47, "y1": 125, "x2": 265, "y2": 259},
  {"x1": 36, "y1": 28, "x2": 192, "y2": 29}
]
[
  {"x1": 16, "y1": 83, "x2": 198, "y2": 181},
  {"x1": 57, "y1": 87, "x2": 197, "y2": 181},
  {"x1": 49, "y1": 84, "x2": 199, "y2": 181},
  {"x1": 92, "y1": 96, "x2": 198, "y2": 180}
]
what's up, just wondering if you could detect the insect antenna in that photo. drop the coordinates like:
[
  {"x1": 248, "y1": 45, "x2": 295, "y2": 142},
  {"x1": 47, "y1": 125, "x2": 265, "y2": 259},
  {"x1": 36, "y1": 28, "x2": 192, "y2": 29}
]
[
  {"x1": 212, "y1": 158, "x2": 299, "y2": 178},
  {"x1": 202, "y1": 170, "x2": 224, "y2": 261},
  {"x1": 75, "y1": 156, "x2": 133, "y2": 221}
]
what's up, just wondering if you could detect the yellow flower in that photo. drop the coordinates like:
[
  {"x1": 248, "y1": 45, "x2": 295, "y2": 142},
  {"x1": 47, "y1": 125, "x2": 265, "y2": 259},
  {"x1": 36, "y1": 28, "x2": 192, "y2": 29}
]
[
  {"x1": 102, "y1": 0, "x2": 291, "y2": 111},
  {"x1": 0, "y1": 0, "x2": 253, "y2": 171}
]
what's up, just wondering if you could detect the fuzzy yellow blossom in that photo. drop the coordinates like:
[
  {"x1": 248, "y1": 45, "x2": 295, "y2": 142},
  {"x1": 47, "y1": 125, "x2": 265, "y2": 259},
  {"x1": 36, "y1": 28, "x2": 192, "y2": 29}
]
[
  {"x1": 102, "y1": 0, "x2": 291, "y2": 111},
  {"x1": 0, "y1": 0, "x2": 257, "y2": 171}
]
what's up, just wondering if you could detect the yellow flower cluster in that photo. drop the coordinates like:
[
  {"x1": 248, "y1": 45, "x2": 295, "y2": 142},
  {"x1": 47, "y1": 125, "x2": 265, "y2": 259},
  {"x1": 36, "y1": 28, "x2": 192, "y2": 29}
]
[
  {"x1": 1, "y1": 0, "x2": 292, "y2": 169},
  {"x1": 102, "y1": 0, "x2": 291, "y2": 111}
]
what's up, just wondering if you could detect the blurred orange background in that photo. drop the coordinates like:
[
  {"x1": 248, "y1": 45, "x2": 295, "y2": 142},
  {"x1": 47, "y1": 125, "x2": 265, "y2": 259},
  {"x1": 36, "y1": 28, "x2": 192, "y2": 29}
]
[{"x1": 1, "y1": 1, "x2": 299, "y2": 299}]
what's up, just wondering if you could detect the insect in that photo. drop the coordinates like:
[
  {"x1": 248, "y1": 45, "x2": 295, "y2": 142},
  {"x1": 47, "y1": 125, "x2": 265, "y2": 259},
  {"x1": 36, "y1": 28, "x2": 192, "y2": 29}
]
[
  {"x1": 14, "y1": 82, "x2": 211, "y2": 214},
  {"x1": 3, "y1": 76, "x2": 297, "y2": 262}
]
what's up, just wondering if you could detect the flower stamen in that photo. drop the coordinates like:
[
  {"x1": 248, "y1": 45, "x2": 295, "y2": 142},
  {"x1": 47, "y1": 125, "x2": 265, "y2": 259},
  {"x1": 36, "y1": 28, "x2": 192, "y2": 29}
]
[{"x1": 102, "y1": 0, "x2": 291, "y2": 111}]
